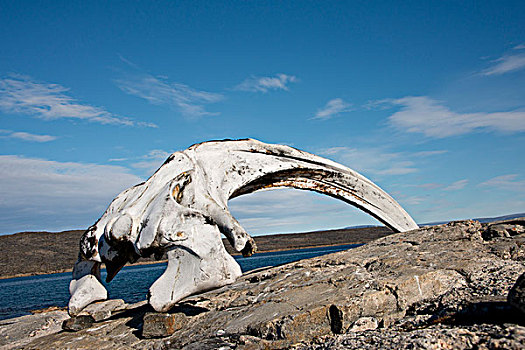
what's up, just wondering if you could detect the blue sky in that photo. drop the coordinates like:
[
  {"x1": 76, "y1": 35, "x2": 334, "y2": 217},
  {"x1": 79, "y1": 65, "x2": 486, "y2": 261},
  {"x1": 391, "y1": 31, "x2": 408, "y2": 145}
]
[{"x1": 0, "y1": 1, "x2": 524, "y2": 235}]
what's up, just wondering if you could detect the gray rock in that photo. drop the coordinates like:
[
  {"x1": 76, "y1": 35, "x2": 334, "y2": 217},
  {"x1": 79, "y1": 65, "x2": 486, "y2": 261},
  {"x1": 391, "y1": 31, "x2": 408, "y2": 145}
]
[
  {"x1": 483, "y1": 222, "x2": 525, "y2": 240},
  {"x1": 7, "y1": 218, "x2": 525, "y2": 349},
  {"x1": 508, "y1": 272, "x2": 525, "y2": 314},
  {"x1": 78, "y1": 299, "x2": 126, "y2": 322},
  {"x1": 142, "y1": 312, "x2": 186, "y2": 338},
  {"x1": 297, "y1": 324, "x2": 525, "y2": 349},
  {"x1": 348, "y1": 317, "x2": 378, "y2": 332},
  {"x1": 61, "y1": 315, "x2": 95, "y2": 331},
  {"x1": 0, "y1": 310, "x2": 68, "y2": 350},
  {"x1": 180, "y1": 337, "x2": 237, "y2": 350}
]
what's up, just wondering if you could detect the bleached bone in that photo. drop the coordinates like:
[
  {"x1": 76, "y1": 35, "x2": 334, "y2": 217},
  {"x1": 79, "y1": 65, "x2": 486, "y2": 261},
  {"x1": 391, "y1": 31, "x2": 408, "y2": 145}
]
[{"x1": 69, "y1": 139, "x2": 418, "y2": 314}]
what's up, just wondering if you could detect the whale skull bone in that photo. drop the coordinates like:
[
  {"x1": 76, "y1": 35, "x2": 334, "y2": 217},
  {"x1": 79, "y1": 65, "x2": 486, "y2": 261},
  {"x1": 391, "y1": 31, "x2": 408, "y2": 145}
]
[{"x1": 68, "y1": 139, "x2": 418, "y2": 314}]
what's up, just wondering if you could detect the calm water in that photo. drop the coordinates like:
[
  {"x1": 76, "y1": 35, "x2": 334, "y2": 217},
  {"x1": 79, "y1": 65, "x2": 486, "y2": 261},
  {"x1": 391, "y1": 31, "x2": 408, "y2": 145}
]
[{"x1": 0, "y1": 244, "x2": 360, "y2": 320}]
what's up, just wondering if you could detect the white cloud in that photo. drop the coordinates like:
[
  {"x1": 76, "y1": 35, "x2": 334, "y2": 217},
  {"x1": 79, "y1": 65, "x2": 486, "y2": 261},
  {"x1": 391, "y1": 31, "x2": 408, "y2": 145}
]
[
  {"x1": 0, "y1": 75, "x2": 155, "y2": 127},
  {"x1": 377, "y1": 162, "x2": 417, "y2": 175},
  {"x1": 319, "y1": 145, "x2": 447, "y2": 178},
  {"x1": 400, "y1": 196, "x2": 426, "y2": 206},
  {"x1": 411, "y1": 150, "x2": 448, "y2": 157},
  {"x1": 0, "y1": 130, "x2": 57, "y2": 142},
  {"x1": 405, "y1": 178, "x2": 467, "y2": 191},
  {"x1": 319, "y1": 146, "x2": 418, "y2": 176},
  {"x1": 0, "y1": 155, "x2": 143, "y2": 234},
  {"x1": 235, "y1": 74, "x2": 297, "y2": 93},
  {"x1": 107, "y1": 148, "x2": 173, "y2": 176},
  {"x1": 115, "y1": 73, "x2": 223, "y2": 118},
  {"x1": 481, "y1": 53, "x2": 525, "y2": 76},
  {"x1": 130, "y1": 149, "x2": 172, "y2": 174},
  {"x1": 479, "y1": 174, "x2": 525, "y2": 193},
  {"x1": 312, "y1": 98, "x2": 352, "y2": 120},
  {"x1": 320, "y1": 146, "x2": 348, "y2": 155},
  {"x1": 363, "y1": 98, "x2": 396, "y2": 111},
  {"x1": 444, "y1": 179, "x2": 469, "y2": 191},
  {"x1": 385, "y1": 96, "x2": 525, "y2": 138},
  {"x1": 414, "y1": 183, "x2": 443, "y2": 190},
  {"x1": 513, "y1": 44, "x2": 525, "y2": 50}
]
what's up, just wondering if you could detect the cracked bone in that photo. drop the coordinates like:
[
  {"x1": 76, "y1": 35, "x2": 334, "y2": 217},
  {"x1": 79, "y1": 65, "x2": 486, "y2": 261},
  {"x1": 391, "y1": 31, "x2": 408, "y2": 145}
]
[{"x1": 69, "y1": 139, "x2": 418, "y2": 314}]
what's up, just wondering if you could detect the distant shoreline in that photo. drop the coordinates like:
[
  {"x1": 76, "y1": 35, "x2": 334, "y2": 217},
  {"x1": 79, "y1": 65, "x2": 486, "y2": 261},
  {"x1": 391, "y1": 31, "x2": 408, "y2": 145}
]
[
  {"x1": 0, "y1": 225, "x2": 394, "y2": 279},
  {"x1": 0, "y1": 242, "x2": 366, "y2": 280},
  {"x1": 3, "y1": 212, "x2": 523, "y2": 280}
]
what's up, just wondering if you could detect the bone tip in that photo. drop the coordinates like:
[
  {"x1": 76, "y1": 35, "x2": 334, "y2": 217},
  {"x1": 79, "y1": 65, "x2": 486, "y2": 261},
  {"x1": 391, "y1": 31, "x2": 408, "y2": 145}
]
[{"x1": 241, "y1": 239, "x2": 257, "y2": 257}]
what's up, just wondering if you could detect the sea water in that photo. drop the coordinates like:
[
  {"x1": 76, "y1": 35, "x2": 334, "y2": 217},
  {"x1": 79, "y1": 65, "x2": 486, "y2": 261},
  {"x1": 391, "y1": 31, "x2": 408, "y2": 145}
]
[{"x1": 0, "y1": 244, "x2": 360, "y2": 320}]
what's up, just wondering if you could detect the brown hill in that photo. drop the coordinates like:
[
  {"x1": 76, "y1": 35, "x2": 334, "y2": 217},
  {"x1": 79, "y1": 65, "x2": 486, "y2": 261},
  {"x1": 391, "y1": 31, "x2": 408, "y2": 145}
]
[{"x1": 0, "y1": 226, "x2": 392, "y2": 279}]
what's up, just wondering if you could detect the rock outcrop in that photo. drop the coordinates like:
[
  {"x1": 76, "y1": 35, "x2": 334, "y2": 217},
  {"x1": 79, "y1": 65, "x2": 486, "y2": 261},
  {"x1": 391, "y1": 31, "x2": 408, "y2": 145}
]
[{"x1": 2, "y1": 219, "x2": 524, "y2": 349}]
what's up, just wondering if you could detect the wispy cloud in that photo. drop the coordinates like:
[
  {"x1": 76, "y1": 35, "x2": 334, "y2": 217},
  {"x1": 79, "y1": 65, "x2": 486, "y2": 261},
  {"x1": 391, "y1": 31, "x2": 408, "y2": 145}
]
[
  {"x1": 107, "y1": 148, "x2": 173, "y2": 176},
  {"x1": 319, "y1": 145, "x2": 447, "y2": 177},
  {"x1": 115, "y1": 72, "x2": 223, "y2": 118},
  {"x1": 235, "y1": 74, "x2": 297, "y2": 93},
  {"x1": 481, "y1": 53, "x2": 525, "y2": 76},
  {"x1": 479, "y1": 174, "x2": 525, "y2": 193},
  {"x1": 312, "y1": 98, "x2": 352, "y2": 120},
  {"x1": 413, "y1": 183, "x2": 443, "y2": 190},
  {"x1": 513, "y1": 44, "x2": 525, "y2": 50},
  {"x1": 444, "y1": 179, "x2": 469, "y2": 191},
  {"x1": 401, "y1": 196, "x2": 427, "y2": 206},
  {"x1": 0, "y1": 75, "x2": 155, "y2": 127},
  {"x1": 411, "y1": 150, "x2": 448, "y2": 157},
  {"x1": 320, "y1": 147, "x2": 412, "y2": 176},
  {"x1": 130, "y1": 149, "x2": 172, "y2": 173},
  {"x1": 383, "y1": 96, "x2": 525, "y2": 138},
  {"x1": 0, "y1": 155, "x2": 142, "y2": 233},
  {"x1": 0, "y1": 129, "x2": 57, "y2": 142},
  {"x1": 405, "y1": 178, "x2": 467, "y2": 191}
]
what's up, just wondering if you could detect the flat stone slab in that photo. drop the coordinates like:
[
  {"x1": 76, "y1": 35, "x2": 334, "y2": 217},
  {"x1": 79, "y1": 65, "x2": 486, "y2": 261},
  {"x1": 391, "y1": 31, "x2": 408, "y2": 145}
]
[
  {"x1": 0, "y1": 310, "x2": 69, "y2": 350},
  {"x1": 348, "y1": 317, "x2": 378, "y2": 332},
  {"x1": 62, "y1": 315, "x2": 95, "y2": 331},
  {"x1": 78, "y1": 299, "x2": 126, "y2": 322},
  {"x1": 142, "y1": 312, "x2": 187, "y2": 338}
]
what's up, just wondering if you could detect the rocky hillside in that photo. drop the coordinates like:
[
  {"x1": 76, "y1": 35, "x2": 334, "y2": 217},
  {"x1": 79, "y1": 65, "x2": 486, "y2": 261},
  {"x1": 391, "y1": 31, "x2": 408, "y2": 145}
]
[{"x1": 1, "y1": 219, "x2": 524, "y2": 349}]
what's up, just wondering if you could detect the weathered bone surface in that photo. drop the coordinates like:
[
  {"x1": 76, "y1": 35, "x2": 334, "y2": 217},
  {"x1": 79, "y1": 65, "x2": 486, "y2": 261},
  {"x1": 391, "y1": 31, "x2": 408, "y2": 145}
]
[{"x1": 69, "y1": 139, "x2": 418, "y2": 314}]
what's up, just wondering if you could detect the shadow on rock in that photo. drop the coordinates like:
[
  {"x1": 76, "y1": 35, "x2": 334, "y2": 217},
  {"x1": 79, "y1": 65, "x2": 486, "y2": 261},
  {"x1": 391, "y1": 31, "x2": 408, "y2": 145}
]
[
  {"x1": 168, "y1": 301, "x2": 209, "y2": 316},
  {"x1": 444, "y1": 301, "x2": 525, "y2": 326}
]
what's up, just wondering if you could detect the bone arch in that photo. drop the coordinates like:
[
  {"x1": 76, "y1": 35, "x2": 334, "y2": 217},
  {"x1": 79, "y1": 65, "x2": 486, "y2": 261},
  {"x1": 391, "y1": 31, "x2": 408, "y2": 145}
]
[
  {"x1": 68, "y1": 139, "x2": 418, "y2": 314},
  {"x1": 231, "y1": 168, "x2": 400, "y2": 232}
]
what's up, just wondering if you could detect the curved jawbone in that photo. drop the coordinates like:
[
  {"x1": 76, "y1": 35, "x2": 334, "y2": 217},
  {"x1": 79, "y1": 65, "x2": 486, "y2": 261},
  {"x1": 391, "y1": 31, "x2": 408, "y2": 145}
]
[{"x1": 69, "y1": 139, "x2": 418, "y2": 315}]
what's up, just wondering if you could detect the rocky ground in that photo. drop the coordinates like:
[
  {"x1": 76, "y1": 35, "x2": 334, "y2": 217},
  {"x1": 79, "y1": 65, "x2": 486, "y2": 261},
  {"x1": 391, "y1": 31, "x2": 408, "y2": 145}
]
[{"x1": 1, "y1": 219, "x2": 524, "y2": 349}]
